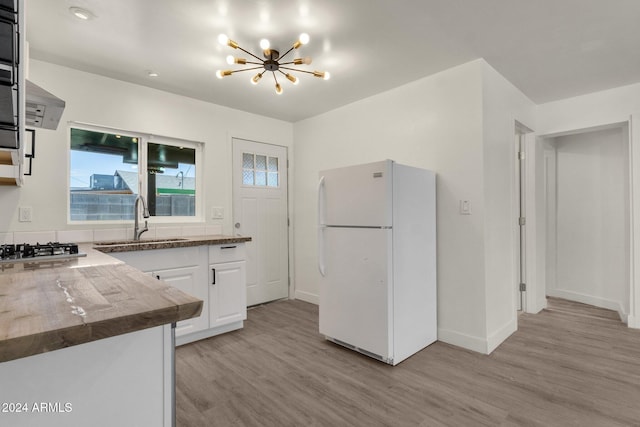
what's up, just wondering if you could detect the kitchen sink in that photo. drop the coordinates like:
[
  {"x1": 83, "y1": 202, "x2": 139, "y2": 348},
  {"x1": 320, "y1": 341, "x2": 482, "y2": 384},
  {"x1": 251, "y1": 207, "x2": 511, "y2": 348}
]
[{"x1": 94, "y1": 238, "x2": 188, "y2": 246}]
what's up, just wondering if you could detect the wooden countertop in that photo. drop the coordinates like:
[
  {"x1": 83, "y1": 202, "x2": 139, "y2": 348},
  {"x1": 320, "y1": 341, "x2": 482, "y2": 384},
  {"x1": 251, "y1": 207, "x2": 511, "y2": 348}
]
[
  {"x1": 93, "y1": 234, "x2": 252, "y2": 253},
  {"x1": 0, "y1": 245, "x2": 204, "y2": 363}
]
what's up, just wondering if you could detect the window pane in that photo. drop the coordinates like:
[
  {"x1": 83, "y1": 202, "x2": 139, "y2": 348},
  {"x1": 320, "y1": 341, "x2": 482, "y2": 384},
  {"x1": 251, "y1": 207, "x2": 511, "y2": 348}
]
[
  {"x1": 243, "y1": 169, "x2": 254, "y2": 185},
  {"x1": 268, "y1": 157, "x2": 278, "y2": 172},
  {"x1": 69, "y1": 128, "x2": 139, "y2": 221},
  {"x1": 268, "y1": 172, "x2": 278, "y2": 187},
  {"x1": 255, "y1": 171, "x2": 267, "y2": 186},
  {"x1": 147, "y1": 143, "x2": 196, "y2": 217},
  {"x1": 243, "y1": 152, "x2": 254, "y2": 169},
  {"x1": 256, "y1": 154, "x2": 267, "y2": 171}
]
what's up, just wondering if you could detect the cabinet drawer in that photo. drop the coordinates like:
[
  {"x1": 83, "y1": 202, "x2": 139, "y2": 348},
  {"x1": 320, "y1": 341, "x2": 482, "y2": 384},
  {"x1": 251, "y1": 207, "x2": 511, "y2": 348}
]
[{"x1": 209, "y1": 243, "x2": 245, "y2": 263}]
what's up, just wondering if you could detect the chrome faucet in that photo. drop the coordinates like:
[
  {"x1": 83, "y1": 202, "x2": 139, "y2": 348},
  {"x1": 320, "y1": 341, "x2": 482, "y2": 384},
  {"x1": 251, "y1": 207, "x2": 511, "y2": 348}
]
[{"x1": 134, "y1": 195, "x2": 150, "y2": 240}]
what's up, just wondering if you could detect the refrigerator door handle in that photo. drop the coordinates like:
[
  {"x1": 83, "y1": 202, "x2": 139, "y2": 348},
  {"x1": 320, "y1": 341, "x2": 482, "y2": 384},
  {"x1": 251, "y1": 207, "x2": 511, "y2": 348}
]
[{"x1": 317, "y1": 176, "x2": 326, "y2": 276}]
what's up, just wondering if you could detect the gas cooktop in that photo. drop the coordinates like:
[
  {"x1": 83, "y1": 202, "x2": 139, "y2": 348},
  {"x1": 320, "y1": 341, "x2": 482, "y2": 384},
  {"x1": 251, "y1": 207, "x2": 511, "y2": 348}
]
[{"x1": 0, "y1": 242, "x2": 87, "y2": 265}]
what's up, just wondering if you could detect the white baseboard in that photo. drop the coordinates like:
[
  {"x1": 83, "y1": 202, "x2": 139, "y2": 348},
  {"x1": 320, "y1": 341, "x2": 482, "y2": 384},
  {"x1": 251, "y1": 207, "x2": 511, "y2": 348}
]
[
  {"x1": 627, "y1": 314, "x2": 639, "y2": 328},
  {"x1": 437, "y1": 328, "x2": 489, "y2": 354},
  {"x1": 294, "y1": 290, "x2": 319, "y2": 305},
  {"x1": 486, "y1": 317, "x2": 517, "y2": 354},
  {"x1": 547, "y1": 289, "x2": 626, "y2": 321}
]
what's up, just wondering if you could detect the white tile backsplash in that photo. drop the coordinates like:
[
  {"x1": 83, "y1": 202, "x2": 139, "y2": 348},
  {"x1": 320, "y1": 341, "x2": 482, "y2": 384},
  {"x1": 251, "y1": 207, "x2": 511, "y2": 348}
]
[
  {"x1": 93, "y1": 228, "x2": 129, "y2": 242},
  {"x1": 181, "y1": 226, "x2": 206, "y2": 237},
  {"x1": 154, "y1": 226, "x2": 182, "y2": 239},
  {"x1": 205, "y1": 224, "x2": 223, "y2": 235},
  {"x1": 0, "y1": 232, "x2": 13, "y2": 245},
  {"x1": 56, "y1": 229, "x2": 95, "y2": 243},
  {"x1": 139, "y1": 227, "x2": 157, "y2": 240},
  {"x1": 13, "y1": 231, "x2": 57, "y2": 244},
  {"x1": 5, "y1": 224, "x2": 222, "y2": 245}
]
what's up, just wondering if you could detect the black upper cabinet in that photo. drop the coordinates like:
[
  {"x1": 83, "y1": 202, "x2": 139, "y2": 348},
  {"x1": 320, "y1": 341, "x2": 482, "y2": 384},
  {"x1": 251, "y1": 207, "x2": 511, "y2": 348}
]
[
  {"x1": 0, "y1": 0, "x2": 16, "y2": 13},
  {"x1": 0, "y1": 0, "x2": 17, "y2": 149}
]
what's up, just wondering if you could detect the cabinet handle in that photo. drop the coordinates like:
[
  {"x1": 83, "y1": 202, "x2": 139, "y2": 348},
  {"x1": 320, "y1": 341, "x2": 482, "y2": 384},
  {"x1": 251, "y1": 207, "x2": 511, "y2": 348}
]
[
  {"x1": 221, "y1": 245, "x2": 236, "y2": 250},
  {"x1": 211, "y1": 268, "x2": 216, "y2": 285}
]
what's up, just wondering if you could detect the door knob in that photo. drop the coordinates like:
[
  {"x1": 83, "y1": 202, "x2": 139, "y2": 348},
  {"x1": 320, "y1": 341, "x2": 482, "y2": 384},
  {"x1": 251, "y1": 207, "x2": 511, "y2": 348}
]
[{"x1": 235, "y1": 222, "x2": 241, "y2": 229}]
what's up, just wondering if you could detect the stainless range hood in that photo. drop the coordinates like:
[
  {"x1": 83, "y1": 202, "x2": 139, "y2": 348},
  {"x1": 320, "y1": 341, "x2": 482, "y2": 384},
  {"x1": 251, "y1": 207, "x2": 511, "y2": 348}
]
[{"x1": 25, "y1": 80, "x2": 66, "y2": 130}]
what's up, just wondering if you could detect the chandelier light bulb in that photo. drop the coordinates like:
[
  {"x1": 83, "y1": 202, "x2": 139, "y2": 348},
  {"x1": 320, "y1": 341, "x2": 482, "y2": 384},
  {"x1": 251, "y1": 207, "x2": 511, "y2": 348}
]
[
  {"x1": 285, "y1": 73, "x2": 299, "y2": 85},
  {"x1": 251, "y1": 73, "x2": 262, "y2": 85},
  {"x1": 275, "y1": 83, "x2": 283, "y2": 95},
  {"x1": 299, "y1": 33, "x2": 310, "y2": 45},
  {"x1": 226, "y1": 55, "x2": 235, "y2": 65},
  {"x1": 323, "y1": 71, "x2": 331, "y2": 80},
  {"x1": 217, "y1": 34, "x2": 229, "y2": 45},
  {"x1": 260, "y1": 38, "x2": 270, "y2": 50},
  {"x1": 216, "y1": 70, "x2": 232, "y2": 79}
]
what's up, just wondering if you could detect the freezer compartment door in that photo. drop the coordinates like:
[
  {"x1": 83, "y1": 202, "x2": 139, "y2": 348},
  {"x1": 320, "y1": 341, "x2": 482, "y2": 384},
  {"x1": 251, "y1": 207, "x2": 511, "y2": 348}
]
[
  {"x1": 319, "y1": 160, "x2": 392, "y2": 227},
  {"x1": 319, "y1": 227, "x2": 392, "y2": 360}
]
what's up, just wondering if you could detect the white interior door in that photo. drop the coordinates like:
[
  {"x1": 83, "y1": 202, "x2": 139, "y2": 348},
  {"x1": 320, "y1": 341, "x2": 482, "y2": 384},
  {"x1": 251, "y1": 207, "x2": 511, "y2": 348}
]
[{"x1": 232, "y1": 138, "x2": 289, "y2": 306}]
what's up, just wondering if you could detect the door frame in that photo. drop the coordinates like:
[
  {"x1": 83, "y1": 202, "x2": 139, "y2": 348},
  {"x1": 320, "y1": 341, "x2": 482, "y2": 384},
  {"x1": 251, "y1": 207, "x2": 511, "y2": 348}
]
[
  {"x1": 525, "y1": 115, "x2": 640, "y2": 329},
  {"x1": 228, "y1": 131, "x2": 294, "y2": 302},
  {"x1": 513, "y1": 121, "x2": 536, "y2": 313}
]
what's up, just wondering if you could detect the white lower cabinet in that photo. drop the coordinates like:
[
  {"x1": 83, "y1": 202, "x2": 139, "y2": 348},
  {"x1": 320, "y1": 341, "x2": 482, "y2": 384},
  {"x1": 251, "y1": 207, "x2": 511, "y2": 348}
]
[
  {"x1": 155, "y1": 265, "x2": 207, "y2": 337},
  {"x1": 111, "y1": 242, "x2": 247, "y2": 345},
  {"x1": 210, "y1": 261, "x2": 246, "y2": 328}
]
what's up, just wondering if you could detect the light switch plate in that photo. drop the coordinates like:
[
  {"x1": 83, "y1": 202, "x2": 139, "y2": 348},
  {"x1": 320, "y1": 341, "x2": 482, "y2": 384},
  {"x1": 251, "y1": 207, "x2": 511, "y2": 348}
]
[
  {"x1": 459, "y1": 200, "x2": 471, "y2": 215},
  {"x1": 19, "y1": 206, "x2": 33, "y2": 222},
  {"x1": 212, "y1": 207, "x2": 224, "y2": 219}
]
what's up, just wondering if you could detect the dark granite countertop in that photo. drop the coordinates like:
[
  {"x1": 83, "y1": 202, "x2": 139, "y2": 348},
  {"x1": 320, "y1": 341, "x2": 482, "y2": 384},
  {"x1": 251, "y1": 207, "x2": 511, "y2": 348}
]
[{"x1": 92, "y1": 234, "x2": 251, "y2": 253}]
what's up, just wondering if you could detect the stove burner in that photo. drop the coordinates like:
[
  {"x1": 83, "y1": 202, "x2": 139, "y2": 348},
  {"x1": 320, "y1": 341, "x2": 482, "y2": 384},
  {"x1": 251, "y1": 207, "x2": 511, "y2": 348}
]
[{"x1": 0, "y1": 242, "x2": 80, "y2": 260}]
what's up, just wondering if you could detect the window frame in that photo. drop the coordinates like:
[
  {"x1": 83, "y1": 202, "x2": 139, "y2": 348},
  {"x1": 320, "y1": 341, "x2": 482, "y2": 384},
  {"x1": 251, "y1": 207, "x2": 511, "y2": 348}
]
[{"x1": 67, "y1": 122, "x2": 204, "y2": 225}]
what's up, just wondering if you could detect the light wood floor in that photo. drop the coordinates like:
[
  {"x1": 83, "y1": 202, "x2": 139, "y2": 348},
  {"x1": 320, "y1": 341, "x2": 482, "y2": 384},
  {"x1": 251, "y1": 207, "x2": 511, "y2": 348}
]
[{"x1": 176, "y1": 298, "x2": 640, "y2": 426}]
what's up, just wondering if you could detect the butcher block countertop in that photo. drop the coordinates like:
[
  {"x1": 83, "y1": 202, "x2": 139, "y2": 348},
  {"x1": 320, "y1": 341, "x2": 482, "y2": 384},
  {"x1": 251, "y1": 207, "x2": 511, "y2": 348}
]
[{"x1": 0, "y1": 244, "x2": 204, "y2": 363}]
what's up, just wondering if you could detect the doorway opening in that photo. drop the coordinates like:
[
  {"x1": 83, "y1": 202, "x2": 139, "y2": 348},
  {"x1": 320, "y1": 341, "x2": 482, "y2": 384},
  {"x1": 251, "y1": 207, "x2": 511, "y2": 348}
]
[{"x1": 541, "y1": 123, "x2": 630, "y2": 322}]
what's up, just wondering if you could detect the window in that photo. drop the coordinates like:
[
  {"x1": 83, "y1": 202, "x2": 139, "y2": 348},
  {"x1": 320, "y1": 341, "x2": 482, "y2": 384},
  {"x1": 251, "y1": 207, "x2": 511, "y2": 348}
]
[
  {"x1": 242, "y1": 152, "x2": 279, "y2": 187},
  {"x1": 69, "y1": 126, "x2": 201, "y2": 222}
]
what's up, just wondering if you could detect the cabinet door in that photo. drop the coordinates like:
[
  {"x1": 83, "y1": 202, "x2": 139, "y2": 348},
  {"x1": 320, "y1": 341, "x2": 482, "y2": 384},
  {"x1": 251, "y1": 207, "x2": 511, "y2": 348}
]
[
  {"x1": 209, "y1": 261, "x2": 246, "y2": 328},
  {"x1": 156, "y1": 266, "x2": 208, "y2": 337}
]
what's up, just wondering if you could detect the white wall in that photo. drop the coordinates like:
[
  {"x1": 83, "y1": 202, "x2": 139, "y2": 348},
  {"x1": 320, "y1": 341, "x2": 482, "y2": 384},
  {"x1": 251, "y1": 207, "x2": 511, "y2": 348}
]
[
  {"x1": 481, "y1": 62, "x2": 536, "y2": 351},
  {"x1": 293, "y1": 59, "x2": 535, "y2": 353},
  {"x1": 537, "y1": 83, "x2": 640, "y2": 328},
  {"x1": 547, "y1": 127, "x2": 630, "y2": 318},
  {"x1": 0, "y1": 60, "x2": 293, "y2": 239},
  {"x1": 293, "y1": 60, "x2": 486, "y2": 350}
]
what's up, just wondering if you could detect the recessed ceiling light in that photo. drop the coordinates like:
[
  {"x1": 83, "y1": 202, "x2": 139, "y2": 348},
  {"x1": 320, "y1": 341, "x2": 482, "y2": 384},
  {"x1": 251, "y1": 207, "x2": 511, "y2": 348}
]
[
  {"x1": 69, "y1": 7, "x2": 94, "y2": 20},
  {"x1": 147, "y1": 71, "x2": 159, "y2": 77}
]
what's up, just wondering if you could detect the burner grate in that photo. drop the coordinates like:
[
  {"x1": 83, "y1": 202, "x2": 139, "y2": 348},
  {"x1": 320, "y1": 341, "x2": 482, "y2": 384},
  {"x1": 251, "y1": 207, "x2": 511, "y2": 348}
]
[{"x1": 0, "y1": 242, "x2": 80, "y2": 260}]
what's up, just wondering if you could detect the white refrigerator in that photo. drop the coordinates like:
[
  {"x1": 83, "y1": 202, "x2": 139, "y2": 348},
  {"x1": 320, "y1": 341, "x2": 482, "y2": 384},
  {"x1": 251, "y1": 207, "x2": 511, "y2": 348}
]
[{"x1": 317, "y1": 160, "x2": 436, "y2": 365}]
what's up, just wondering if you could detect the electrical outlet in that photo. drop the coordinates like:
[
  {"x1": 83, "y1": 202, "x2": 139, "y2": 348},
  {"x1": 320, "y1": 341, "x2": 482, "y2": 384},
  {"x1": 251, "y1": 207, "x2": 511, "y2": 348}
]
[
  {"x1": 212, "y1": 207, "x2": 224, "y2": 219},
  {"x1": 19, "y1": 206, "x2": 33, "y2": 222}
]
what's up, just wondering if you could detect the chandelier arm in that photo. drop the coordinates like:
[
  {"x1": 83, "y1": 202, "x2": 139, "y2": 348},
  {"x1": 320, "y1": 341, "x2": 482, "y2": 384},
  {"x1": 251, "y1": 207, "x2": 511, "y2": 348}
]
[
  {"x1": 230, "y1": 66, "x2": 266, "y2": 73},
  {"x1": 278, "y1": 46, "x2": 296, "y2": 62},
  {"x1": 280, "y1": 66, "x2": 315, "y2": 75},
  {"x1": 236, "y1": 46, "x2": 264, "y2": 62},
  {"x1": 244, "y1": 61, "x2": 264, "y2": 66}
]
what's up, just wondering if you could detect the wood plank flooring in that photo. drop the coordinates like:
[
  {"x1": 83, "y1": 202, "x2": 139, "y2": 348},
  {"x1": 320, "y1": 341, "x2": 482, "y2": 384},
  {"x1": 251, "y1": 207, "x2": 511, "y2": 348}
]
[{"x1": 176, "y1": 299, "x2": 640, "y2": 426}]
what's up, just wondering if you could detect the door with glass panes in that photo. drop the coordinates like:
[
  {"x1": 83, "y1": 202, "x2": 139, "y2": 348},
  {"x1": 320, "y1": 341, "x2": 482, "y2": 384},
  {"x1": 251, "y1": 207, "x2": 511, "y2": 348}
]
[{"x1": 232, "y1": 138, "x2": 289, "y2": 305}]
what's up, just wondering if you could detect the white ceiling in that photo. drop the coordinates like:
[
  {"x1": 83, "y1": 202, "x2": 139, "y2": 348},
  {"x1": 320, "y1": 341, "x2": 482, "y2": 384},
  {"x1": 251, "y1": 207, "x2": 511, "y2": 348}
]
[{"x1": 26, "y1": 0, "x2": 640, "y2": 122}]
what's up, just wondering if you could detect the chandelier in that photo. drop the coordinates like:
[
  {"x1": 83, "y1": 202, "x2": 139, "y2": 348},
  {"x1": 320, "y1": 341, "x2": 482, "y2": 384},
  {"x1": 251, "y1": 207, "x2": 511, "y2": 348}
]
[{"x1": 215, "y1": 33, "x2": 330, "y2": 95}]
